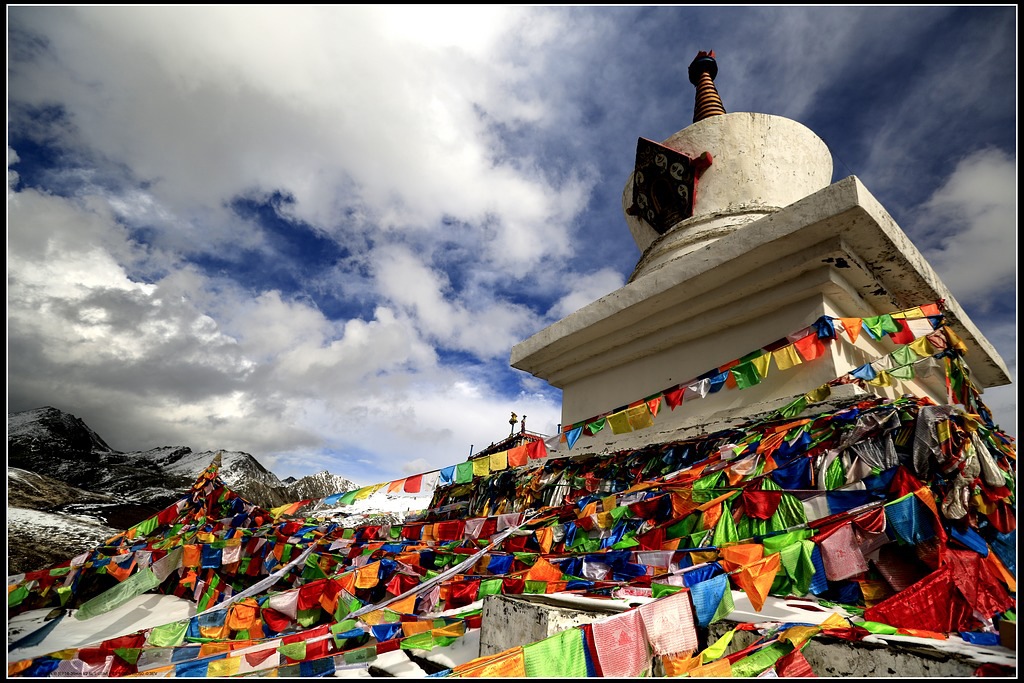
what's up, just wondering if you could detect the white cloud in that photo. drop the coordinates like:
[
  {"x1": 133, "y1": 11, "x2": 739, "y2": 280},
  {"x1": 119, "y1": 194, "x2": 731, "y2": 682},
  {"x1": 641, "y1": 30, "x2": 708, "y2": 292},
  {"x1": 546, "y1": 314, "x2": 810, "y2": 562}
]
[
  {"x1": 915, "y1": 148, "x2": 1017, "y2": 311},
  {"x1": 546, "y1": 267, "x2": 625, "y2": 320},
  {"x1": 6, "y1": 181, "x2": 561, "y2": 481}
]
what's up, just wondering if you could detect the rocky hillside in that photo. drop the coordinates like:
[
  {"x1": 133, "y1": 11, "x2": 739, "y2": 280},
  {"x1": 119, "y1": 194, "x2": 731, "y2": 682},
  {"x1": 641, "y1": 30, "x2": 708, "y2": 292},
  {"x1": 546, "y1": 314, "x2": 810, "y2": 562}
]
[{"x1": 6, "y1": 407, "x2": 358, "y2": 575}]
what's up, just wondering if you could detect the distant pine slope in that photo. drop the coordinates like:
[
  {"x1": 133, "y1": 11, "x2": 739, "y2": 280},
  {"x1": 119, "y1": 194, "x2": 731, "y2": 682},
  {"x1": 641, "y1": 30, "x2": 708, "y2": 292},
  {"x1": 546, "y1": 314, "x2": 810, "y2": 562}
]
[{"x1": 6, "y1": 407, "x2": 360, "y2": 575}]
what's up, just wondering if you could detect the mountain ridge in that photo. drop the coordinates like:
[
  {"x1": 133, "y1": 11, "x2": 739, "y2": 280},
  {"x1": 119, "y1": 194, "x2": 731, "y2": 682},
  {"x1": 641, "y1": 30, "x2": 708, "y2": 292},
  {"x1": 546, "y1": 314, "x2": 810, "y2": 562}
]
[{"x1": 6, "y1": 406, "x2": 358, "y2": 574}]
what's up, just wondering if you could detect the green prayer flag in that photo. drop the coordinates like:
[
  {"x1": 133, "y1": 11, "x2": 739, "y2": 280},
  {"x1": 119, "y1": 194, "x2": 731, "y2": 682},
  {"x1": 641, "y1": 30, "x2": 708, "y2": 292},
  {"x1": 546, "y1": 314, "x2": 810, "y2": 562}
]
[
  {"x1": 890, "y1": 364, "x2": 915, "y2": 381},
  {"x1": 513, "y1": 552, "x2": 538, "y2": 565},
  {"x1": 652, "y1": 583, "x2": 684, "y2": 599},
  {"x1": 524, "y1": 580, "x2": 548, "y2": 594},
  {"x1": 712, "y1": 500, "x2": 739, "y2": 547},
  {"x1": 891, "y1": 345, "x2": 920, "y2": 367},
  {"x1": 711, "y1": 583, "x2": 735, "y2": 623},
  {"x1": 730, "y1": 641, "x2": 792, "y2": 677},
  {"x1": 825, "y1": 455, "x2": 845, "y2": 491},
  {"x1": 524, "y1": 627, "x2": 589, "y2": 677},
  {"x1": 455, "y1": 462, "x2": 474, "y2": 484},
  {"x1": 400, "y1": 631, "x2": 436, "y2": 651},
  {"x1": 8, "y1": 585, "x2": 29, "y2": 608},
  {"x1": 863, "y1": 314, "x2": 900, "y2": 339},
  {"x1": 761, "y1": 529, "x2": 812, "y2": 555},
  {"x1": 113, "y1": 648, "x2": 142, "y2": 665},
  {"x1": 339, "y1": 490, "x2": 359, "y2": 506},
  {"x1": 303, "y1": 554, "x2": 327, "y2": 580},
  {"x1": 296, "y1": 606, "x2": 322, "y2": 627},
  {"x1": 586, "y1": 417, "x2": 607, "y2": 435},
  {"x1": 667, "y1": 514, "x2": 698, "y2": 540},
  {"x1": 76, "y1": 567, "x2": 161, "y2": 621},
  {"x1": 858, "y1": 620, "x2": 898, "y2": 635},
  {"x1": 731, "y1": 361, "x2": 762, "y2": 389},
  {"x1": 344, "y1": 645, "x2": 376, "y2": 665},
  {"x1": 147, "y1": 618, "x2": 190, "y2": 647},
  {"x1": 477, "y1": 579, "x2": 502, "y2": 600},
  {"x1": 278, "y1": 640, "x2": 306, "y2": 662},
  {"x1": 779, "y1": 397, "x2": 808, "y2": 419},
  {"x1": 611, "y1": 534, "x2": 640, "y2": 550}
]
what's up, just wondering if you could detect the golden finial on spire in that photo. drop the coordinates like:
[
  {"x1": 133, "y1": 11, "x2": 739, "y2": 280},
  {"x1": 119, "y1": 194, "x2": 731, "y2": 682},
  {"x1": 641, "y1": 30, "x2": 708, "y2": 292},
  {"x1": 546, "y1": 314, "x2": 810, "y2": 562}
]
[{"x1": 689, "y1": 50, "x2": 726, "y2": 123}]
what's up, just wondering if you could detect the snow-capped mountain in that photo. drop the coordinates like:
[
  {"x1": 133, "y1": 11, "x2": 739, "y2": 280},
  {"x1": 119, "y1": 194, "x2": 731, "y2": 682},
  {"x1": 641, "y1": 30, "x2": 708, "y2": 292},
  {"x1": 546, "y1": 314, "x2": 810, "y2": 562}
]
[{"x1": 6, "y1": 407, "x2": 359, "y2": 574}]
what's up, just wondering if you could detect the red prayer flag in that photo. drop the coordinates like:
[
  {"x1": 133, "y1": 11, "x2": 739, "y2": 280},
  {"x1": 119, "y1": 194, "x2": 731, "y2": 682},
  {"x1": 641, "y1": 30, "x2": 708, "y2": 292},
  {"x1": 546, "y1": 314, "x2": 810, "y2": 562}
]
[
  {"x1": 741, "y1": 489, "x2": 783, "y2": 520},
  {"x1": 889, "y1": 320, "x2": 915, "y2": 345},
  {"x1": 794, "y1": 333, "x2": 826, "y2": 362},
  {"x1": 775, "y1": 648, "x2": 816, "y2": 677},
  {"x1": 403, "y1": 475, "x2": 422, "y2": 494},
  {"x1": 526, "y1": 439, "x2": 547, "y2": 460},
  {"x1": 664, "y1": 386, "x2": 686, "y2": 410}
]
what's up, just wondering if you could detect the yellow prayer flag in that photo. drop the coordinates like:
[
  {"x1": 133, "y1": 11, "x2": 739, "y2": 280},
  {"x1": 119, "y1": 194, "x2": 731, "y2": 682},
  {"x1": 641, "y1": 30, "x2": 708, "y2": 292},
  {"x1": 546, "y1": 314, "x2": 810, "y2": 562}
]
[
  {"x1": 207, "y1": 656, "x2": 242, "y2": 677},
  {"x1": 804, "y1": 384, "x2": 831, "y2": 402},
  {"x1": 354, "y1": 485, "x2": 377, "y2": 501},
  {"x1": 472, "y1": 457, "x2": 490, "y2": 477},
  {"x1": 820, "y1": 612, "x2": 849, "y2": 630},
  {"x1": 700, "y1": 627, "x2": 737, "y2": 663},
  {"x1": 432, "y1": 621, "x2": 465, "y2": 638},
  {"x1": 607, "y1": 410, "x2": 633, "y2": 434},
  {"x1": 489, "y1": 450, "x2": 508, "y2": 472},
  {"x1": 779, "y1": 624, "x2": 820, "y2": 648},
  {"x1": 627, "y1": 403, "x2": 654, "y2": 430},
  {"x1": 908, "y1": 336, "x2": 938, "y2": 358},
  {"x1": 751, "y1": 352, "x2": 771, "y2": 379},
  {"x1": 866, "y1": 372, "x2": 892, "y2": 387}
]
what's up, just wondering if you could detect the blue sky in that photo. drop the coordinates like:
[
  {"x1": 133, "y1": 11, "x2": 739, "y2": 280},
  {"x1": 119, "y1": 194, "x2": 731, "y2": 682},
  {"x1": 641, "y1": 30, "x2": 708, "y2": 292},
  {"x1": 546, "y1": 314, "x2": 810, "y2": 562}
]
[{"x1": 7, "y1": 6, "x2": 1016, "y2": 484}]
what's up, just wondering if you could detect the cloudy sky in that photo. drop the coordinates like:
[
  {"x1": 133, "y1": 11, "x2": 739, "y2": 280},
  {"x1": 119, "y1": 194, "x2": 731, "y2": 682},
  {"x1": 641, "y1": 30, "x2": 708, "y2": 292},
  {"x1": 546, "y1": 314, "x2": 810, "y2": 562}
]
[{"x1": 7, "y1": 6, "x2": 1016, "y2": 484}]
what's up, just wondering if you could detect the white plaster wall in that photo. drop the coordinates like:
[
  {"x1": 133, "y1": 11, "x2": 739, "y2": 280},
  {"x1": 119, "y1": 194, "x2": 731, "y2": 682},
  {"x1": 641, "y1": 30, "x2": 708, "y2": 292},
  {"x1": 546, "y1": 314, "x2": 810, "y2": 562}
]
[{"x1": 624, "y1": 112, "x2": 833, "y2": 274}]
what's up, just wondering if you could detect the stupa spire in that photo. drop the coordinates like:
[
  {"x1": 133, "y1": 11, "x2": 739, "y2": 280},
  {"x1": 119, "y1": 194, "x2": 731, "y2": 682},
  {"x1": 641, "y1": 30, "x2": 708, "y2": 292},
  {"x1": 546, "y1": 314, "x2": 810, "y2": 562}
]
[{"x1": 689, "y1": 50, "x2": 726, "y2": 123}]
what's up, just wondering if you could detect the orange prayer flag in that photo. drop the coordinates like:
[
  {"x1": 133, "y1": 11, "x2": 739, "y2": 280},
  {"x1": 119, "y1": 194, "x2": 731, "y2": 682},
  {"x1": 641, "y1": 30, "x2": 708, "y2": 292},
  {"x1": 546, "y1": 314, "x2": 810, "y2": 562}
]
[
  {"x1": 839, "y1": 318, "x2": 862, "y2": 343},
  {"x1": 183, "y1": 544, "x2": 201, "y2": 568},
  {"x1": 525, "y1": 556, "x2": 564, "y2": 583},
  {"x1": 388, "y1": 479, "x2": 405, "y2": 494},
  {"x1": 733, "y1": 553, "x2": 781, "y2": 612},
  {"x1": 226, "y1": 598, "x2": 261, "y2": 631},
  {"x1": 647, "y1": 396, "x2": 662, "y2": 418},
  {"x1": 985, "y1": 550, "x2": 1016, "y2": 592},
  {"x1": 688, "y1": 657, "x2": 732, "y2": 677},
  {"x1": 718, "y1": 543, "x2": 764, "y2": 572},
  {"x1": 455, "y1": 647, "x2": 526, "y2": 677},
  {"x1": 662, "y1": 653, "x2": 699, "y2": 676},
  {"x1": 700, "y1": 502, "x2": 722, "y2": 531},
  {"x1": 355, "y1": 561, "x2": 380, "y2": 589},
  {"x1": 389, "y1": 593, "x2": 419, "y2": 616},
  {"x1": 337, "y1": 571, "x2": 356, "y2": 595},
  {"x1": 507, "y1": 445, "x2": 529, "y2": 468},
  {"x1": 534, "y1": 526, "x2": 554, "y2": 555},
  {"x1": 401, "y1": 620, "x2": 435, "y2": 637}
]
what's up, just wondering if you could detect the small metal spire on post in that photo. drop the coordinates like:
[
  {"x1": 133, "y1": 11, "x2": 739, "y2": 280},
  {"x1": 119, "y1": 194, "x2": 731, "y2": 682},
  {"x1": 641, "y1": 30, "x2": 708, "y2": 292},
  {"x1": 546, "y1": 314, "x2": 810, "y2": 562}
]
[
  {"x1": 689, "y1": 50, "x2": 726, "y2": 123},
  {"x1": 509, "y1": 412, "x2": 518, "y2": 437}
]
